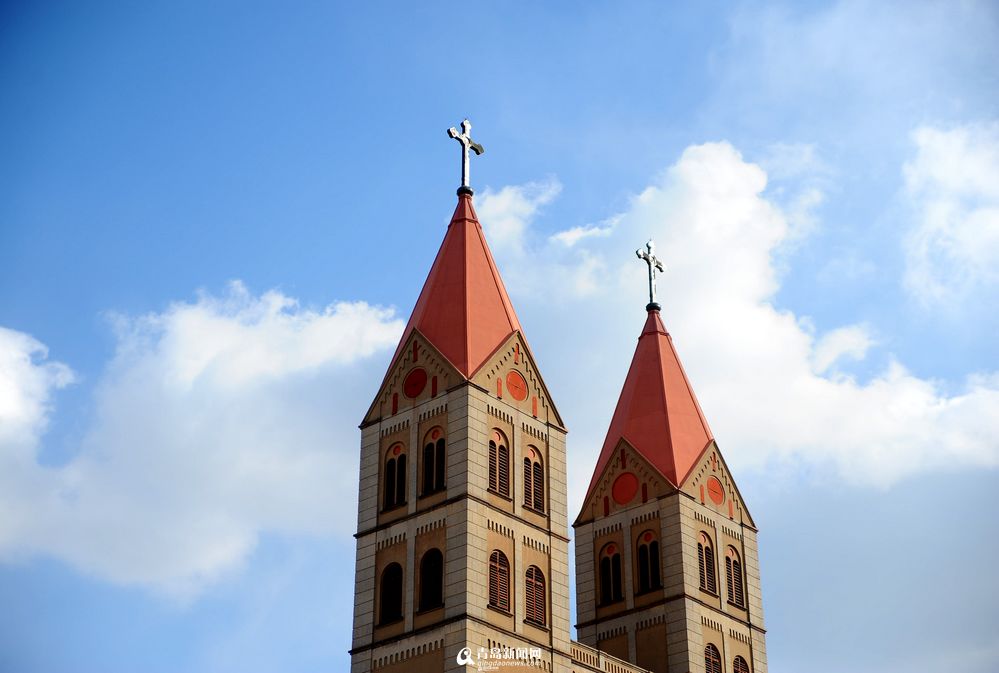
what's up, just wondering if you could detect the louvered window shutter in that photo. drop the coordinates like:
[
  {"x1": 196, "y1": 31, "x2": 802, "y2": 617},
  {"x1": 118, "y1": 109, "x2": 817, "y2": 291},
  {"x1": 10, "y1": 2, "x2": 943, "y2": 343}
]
[
  {"x1": 525, "y1": 566, "x2": 545, "y2": 625},
  {"x1": 733, "y1": 655, "x2": 750, "y2": 673},
  {"x1": 498, "y1": 444, "x2": 510, "y2": 496},
  {"x1": 734, "y1": 559, "x2": 744, "y2": 607},
  {"x1": 523, "y1": 458, "x2": 533, "y2": 508},
  {"x1": 488, "y1": 441, "x2": 498, "y2": 491},
  {"x1": 489, "y1": 551, "x2": 510, "y2": 611},
  {"x1": 698, "y1": 543, "x2": 706, "y2": 589},
  {"x1": 704, "y1": 644, "x2": 722, "y2": 673},
  {"x1": 726, "y1": 556, "x2": 734, "y2": 603},
  {"x1": 532, "y1": 461, "x2": 543, "y2": 512},
  {"x1": 705, "y1": 544, "x2": 716, "y2": 593}
]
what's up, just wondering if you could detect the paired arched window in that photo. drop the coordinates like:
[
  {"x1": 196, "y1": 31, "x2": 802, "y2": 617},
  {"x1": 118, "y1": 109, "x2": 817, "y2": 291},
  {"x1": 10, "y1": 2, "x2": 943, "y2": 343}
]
[
  {"x1": 704, "y1": 644, "x2": 722, "y2": 673},
  {"x1": 525, "y1": 565, "x2": 546, "y2": 625},
  {"x1": 488, "y1": 430, "x2": 510, "y2": 497},
  {"x1": 698, "y1": 532, "x2": 717, "y2": 594},
  {"x1": 418, "y1": 548, "x2": 444, "y2": 611},
  {"x1": 378, "y1": 562, "x2": 403, "y2": 625},
  {"x1": 421, "y1": 428, "x2": 446, "y2": 496},
  {"x1": 734, "y1": 655, "x2": 751, "y2": 673},
  {"x1": 488, "y1": 550, "x2": 511, "y2": 611},
  {"x1": 383, "y1": 444, "x2": 407, "y2": 510},
  {"x1": 726, "y1": 546, "x2": 745, "y2": 608},
  {"x1": 636, "y1": 530, "x2": 662, "y2": 593},
  {"x1": 598, "y1": 543, "x2": 623, "y2": 605},
  {"x1": 523, "y1": 446, "x2": 544, "y2": 512}
]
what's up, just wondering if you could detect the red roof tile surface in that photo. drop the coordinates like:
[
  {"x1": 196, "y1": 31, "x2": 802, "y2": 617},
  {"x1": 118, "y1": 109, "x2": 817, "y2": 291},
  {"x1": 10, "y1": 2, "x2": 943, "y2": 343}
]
[
  {"x1": 585, "y1": 308, "x2": 714, "y2": 497},
  {"x1": 391, "y1": 193, "x2": 521, "y2": 378}
]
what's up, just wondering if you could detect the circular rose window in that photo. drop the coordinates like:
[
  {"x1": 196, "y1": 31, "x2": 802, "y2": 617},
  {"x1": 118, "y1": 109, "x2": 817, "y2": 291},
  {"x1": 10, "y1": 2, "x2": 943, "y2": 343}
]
[
  {"x1": 612, "y1": 472, "x2": 639, "y2": 505},
  {"x1": 506, "y1": 370, "x2": 528, "y2": 401},
  {"x1": 403, "y1": 368, "x2": 427, "y2": 398},
  {"x1": 706, "y1": 476, "x2": 725, "y2": 505}
]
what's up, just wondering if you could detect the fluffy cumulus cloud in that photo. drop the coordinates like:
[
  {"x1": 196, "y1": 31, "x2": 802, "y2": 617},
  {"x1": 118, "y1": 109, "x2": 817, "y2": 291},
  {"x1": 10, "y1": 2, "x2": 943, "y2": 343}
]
[
  {"x1": 479, "y1": 142, "x2": 999, "y2": 506},
  {"x1": 0, "y1": 283, "x2": 402, "y2": 599},
  {"x1": 903, "y1": 122, "x2": 999, "y2": 304}
]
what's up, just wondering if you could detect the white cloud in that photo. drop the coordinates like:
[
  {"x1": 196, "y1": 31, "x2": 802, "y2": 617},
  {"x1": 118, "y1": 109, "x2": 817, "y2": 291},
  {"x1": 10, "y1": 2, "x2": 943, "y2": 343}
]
[
  {"x1": 0, "y1": 283, "x2": 402, "y2": 599},
  {"x1": 549, "y1": 219, "x2": 616, "y2": 247},
  {"x1": 812, "y1": 325, "x2": 875, "y2": 374},
  {"x1": 903, "y1": 122, "x2": 999, "y2": 304},
  {"x1": 477, "y1": 178, "x2": 561, "y2": 256},
  {"x1": 477, "y1": 179, "x2": 607, "y2": 299},
  {"x1": 0, "y1": 327, "x2": 75, "y2": 451},
  {"x1": 480, "y1": 142, "x2": 999, "y2": 507}
]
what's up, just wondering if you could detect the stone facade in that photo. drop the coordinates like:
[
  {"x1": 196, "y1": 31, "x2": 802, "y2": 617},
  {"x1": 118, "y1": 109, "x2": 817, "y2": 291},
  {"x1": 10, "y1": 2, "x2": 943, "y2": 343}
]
[
  {"x1": 574, "y1": 443, "x2": 767, "y2": 673},
  {"x1": 350, "y1": 331, "x2": 645, "y2": 673},
  {"x1": 349, "y1": 191, "x2": 767, "y2": 673}
]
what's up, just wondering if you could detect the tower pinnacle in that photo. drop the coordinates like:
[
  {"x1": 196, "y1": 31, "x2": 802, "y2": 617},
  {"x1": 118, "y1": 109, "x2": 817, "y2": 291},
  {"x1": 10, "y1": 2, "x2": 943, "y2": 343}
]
[
  {"x1": 636, "y1": 238, "x2": 665, "y2": 311},
  {"x1": 447, "y1": 118, "x2": 484, "y2": 195}
]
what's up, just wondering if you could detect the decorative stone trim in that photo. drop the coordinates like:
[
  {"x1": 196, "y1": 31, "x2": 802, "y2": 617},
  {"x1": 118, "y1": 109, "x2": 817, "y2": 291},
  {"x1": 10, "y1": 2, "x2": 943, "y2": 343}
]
[
  {"x1": 380, "y1": 419, "x2": 410, "y2": 437},
  {"x1": 372, "y1": 637, "x2": 443, "y2": 668}
]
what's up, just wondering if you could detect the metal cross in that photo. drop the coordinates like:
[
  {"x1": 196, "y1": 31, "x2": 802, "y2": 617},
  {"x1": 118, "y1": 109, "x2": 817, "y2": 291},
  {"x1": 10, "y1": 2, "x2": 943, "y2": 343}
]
[
  {"x1": 636, "y1": 239, "x2": 666, "y2": 309},
  {"x1": 447, "y1": 119, "x2": 484, "y2": 193}
]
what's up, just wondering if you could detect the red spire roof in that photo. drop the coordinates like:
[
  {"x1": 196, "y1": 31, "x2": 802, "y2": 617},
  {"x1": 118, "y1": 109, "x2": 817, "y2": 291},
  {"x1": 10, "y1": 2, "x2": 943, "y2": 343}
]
[
  {"x1": 391, "y1": 192, "x2": 521, "y2": 378},
  {"x1": 585, "y1": 308, "x2": 714, "y2": 495}
]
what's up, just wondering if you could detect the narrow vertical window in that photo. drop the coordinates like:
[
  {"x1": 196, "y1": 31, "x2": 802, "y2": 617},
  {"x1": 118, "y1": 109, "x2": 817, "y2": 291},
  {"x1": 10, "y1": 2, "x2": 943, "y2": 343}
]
[
  {"x1": 422, "y1": 442, "x2": 435, "y2": 495},
  {"x1": 384, "y1": 457, "x2": 396, "y2": 510},
  {"x1": 733, "y1": 655, "x2": 751, "y2": 673},
  {"x1": 726, "y1": 547, "x2": 745, "y2": 608},
  {"x1": 525, "y1": 565, "x2": 546, "y2": 625},
  {"x1": 636, "y1": 530, "x2": 662, "y2": 594},
  {"x1": 698, "y1": 532, "x2": 716, "y2": 593},
  {"x1": 379, "y1": 563, "x2": 403, "y2": 625},
  {"x1": 383, "y1": 444, "x2": 407, "y2": 510},
  {"x1": 488, "y1": 550, "x2": 511, "y2": 611},
  {"x1": 418, "y1": 548, "x2": 444, "y2": 611},
  {"x1": 489, "y1": 430, "x2": 510, "y2": 497},
  {"x1": 395, "y1": 453, "x2": 406, "y2": 505},
  {"x1": 421, "y1": 428, "x2": 446, "y2": 496},
  {"x1": 598, "y1": 543, "x2": 623, "y2": 605},
  {"x1": 523, "y1": 446, "x2": 544, "y2": 513},
  {"x1": 434, "y1": 437, "x2": 445, "y2": 491},
  {"x1": 704, "y1": 644, "x2": 722, "y2": 673}
]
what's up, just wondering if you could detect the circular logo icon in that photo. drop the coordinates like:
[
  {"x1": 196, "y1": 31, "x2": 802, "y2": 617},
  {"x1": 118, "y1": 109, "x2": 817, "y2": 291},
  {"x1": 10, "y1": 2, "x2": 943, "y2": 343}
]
[{"x1": 456, "y1": 647, "x2": 475, "y2": 666}]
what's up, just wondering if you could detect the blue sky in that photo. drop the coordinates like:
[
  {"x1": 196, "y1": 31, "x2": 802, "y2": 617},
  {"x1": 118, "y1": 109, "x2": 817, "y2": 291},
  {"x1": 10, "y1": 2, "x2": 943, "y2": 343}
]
[{"x1": 1, "y1": 2, "x2": 997, "y2": 672}]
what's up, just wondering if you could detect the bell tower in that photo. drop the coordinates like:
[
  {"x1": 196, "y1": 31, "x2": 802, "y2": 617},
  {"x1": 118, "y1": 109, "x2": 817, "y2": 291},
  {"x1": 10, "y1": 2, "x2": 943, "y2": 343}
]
[
  {"x1": 349, "y1": 120, "x2": 577, "y2": 673},
  {"x1": 574, "y1": 241, "x2": 768, "y2": 673}
]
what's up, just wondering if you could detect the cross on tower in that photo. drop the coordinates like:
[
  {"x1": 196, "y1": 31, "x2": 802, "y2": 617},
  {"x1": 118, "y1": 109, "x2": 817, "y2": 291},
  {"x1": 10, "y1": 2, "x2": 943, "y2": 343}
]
[
  {"x1": 447, "y1": 118, "x2": 484, "y2": 194},
  {"x1": 636, "y1": 239, "x2": 666, "y2": 310}
]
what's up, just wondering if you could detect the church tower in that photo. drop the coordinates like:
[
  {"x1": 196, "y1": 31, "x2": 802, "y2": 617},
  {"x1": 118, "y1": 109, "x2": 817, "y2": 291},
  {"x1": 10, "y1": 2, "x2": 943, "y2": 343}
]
[
  {"x1": 350, "y1": 120, "x2": 584, "y2": 673},
  {"x1": 573, "y1": 242, "x2": 768, "y2": 673}
]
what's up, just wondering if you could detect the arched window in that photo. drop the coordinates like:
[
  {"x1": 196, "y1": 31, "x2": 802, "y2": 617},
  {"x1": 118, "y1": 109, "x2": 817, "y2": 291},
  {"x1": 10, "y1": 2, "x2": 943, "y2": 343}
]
[
  {"x1": 418, "y1": 548, "x2": 444, "y2": 611},
  {"x1": 378, "y1": 563, "x2": 403, "y2": 625},
  {"x1": 704, "y1": 644, "x2": 722, "y2": 673},
  {"x1": 421, "y1": 428, "x2": 446, "y2": 496},
  {"x1": 523, "y1": 446, "x2": 544, "y2": 513},
  {"x1": 383, "y1": 444, "x2": 407, "y2": 510},
  {"x1": 488, "y1": 550, "x2": 511, "y2": 611},
  {"x1": 598, "y1": 543, "x2": 623, "y2": 605},
  {"x1": 636, "y1": 530, "x2": 662, "y2": 593},
  {"x1": 733, "y1": 655, "x2": 751, "y2": 673},
  {"x1": 726, "y1": 546, "x2": 745, "y2": 608},
  {"x1": 525, "y1": 565, "x2": 546, "y2": 625},
  {"x1": 488, "y1": 430, "x2": 510, "y2": 497},
  {"x1": 698, "y1": 532, "x2": 717, "y2": 594}
]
